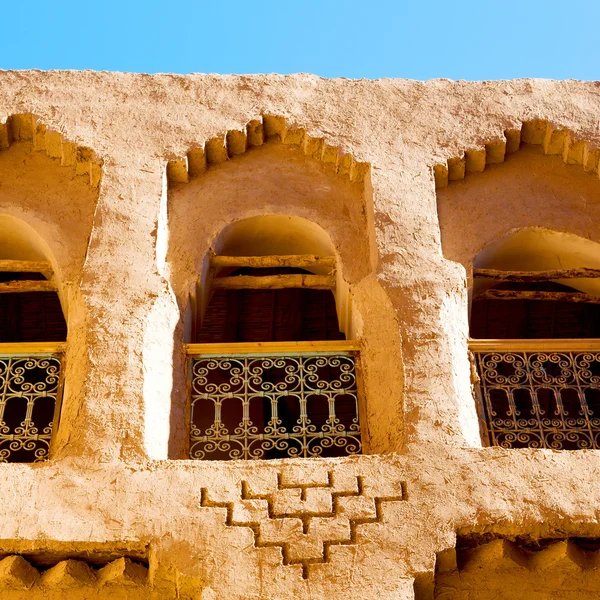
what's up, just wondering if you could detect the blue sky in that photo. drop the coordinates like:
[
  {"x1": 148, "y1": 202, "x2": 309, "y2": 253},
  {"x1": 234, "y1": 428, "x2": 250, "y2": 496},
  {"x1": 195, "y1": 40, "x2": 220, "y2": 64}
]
[{"x1": 5, "y1": 0, "x2": 600, "y2": 80}]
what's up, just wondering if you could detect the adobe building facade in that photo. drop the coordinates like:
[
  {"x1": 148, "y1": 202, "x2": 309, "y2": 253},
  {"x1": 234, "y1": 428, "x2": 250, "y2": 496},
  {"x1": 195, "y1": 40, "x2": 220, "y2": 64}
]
[{"x1": 0, "y1": 72, "x2": 598, "y2": 598}]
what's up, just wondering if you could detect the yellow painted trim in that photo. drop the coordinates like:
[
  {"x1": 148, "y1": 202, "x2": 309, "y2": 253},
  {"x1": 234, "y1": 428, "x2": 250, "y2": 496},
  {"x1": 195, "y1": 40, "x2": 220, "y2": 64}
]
[
  {"x1": 186, "y1": 340, "x2": 361, "y2": 355},
  {"x1": 469, "y1": 338, "x2": 600, "y2": 352},
  {"x1": 0, "y1": 342, "x2": 66, "y2": 354}
]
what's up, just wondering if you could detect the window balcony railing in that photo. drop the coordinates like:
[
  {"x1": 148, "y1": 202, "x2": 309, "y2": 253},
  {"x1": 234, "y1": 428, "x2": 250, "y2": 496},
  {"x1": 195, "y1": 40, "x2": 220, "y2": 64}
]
[
  {"x1": 186, "y1": 340, "x2": 362, "y2": 460},
  {"x1": 0, "y1": 342, "x2": 65, "y2": 462},
  {"x1": 470, "y1": 338, "x2": 600, "y2": 450}
]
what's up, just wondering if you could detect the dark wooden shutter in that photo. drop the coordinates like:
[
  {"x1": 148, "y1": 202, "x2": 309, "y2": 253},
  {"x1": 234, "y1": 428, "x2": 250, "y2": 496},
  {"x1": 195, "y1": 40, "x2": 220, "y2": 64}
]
[
  {"x1": 197, "y1": 267, "x2": 345, "y2": 343},
  {"x1": 471, "y1": 282, "x2": 600, "y2": 339},
  {"x1": 0, "y1": 273, "x2": 66, "y2": 343}
]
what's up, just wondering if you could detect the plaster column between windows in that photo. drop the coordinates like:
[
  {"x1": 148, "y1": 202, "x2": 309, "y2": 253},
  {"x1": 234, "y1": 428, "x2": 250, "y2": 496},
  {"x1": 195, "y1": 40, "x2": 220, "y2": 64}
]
[
  {"x1": 52, "y1": 163, "x2": 177, "y2": 462},
  {"x1": 368, "y1": 165, "x2": 481, "y2": 450}
]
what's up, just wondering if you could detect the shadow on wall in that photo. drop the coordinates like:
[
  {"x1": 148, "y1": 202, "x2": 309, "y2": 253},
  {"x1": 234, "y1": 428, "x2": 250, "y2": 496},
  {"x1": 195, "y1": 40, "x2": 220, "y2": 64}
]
[{"x1": 163, "y1": 133, "x2": 404, "y2": 458}]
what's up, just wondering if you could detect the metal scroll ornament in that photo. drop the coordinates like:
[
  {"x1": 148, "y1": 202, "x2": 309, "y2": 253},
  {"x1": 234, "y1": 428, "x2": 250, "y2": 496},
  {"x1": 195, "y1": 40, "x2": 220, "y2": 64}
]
[
  {"x1": 0, "y1": 355, "x2": 62, "y2": 462},
  {"x1": 474, "y1": 350, "x2": 600, "y2": 449},
  {"x1": 190, "y1": 353, "x2": 361, "y2": 460}
]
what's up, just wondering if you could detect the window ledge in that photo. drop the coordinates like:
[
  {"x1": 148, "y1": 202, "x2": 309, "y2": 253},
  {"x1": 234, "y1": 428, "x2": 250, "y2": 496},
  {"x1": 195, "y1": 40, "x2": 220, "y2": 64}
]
[{"x1": 186, "y1": 340, "x2": 361, "y2": 355}]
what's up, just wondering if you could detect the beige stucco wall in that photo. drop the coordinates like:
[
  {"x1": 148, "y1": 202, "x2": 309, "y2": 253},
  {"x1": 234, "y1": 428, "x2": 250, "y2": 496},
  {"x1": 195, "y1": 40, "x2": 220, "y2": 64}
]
[{"x1": 0, "y1": 73, "x2": 600, "y2": 598}]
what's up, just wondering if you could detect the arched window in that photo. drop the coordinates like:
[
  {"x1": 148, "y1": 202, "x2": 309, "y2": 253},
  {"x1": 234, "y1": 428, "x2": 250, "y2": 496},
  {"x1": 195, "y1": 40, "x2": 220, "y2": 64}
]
[
  {"x1": 188, "y1": 216, "x2": 361, "y2": 460},
  {"x1": 0, "y1": 216, "x2": 66, "y2": 462},
  {"x1": 469, "y1": 229, "x2": 600, "y2": 449}
]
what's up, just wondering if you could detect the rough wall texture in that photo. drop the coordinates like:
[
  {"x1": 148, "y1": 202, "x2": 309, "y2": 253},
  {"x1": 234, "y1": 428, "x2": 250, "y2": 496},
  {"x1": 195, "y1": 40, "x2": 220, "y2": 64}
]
[{"x1": 0, "y1": 72, "x2": 599, "y2": 598}]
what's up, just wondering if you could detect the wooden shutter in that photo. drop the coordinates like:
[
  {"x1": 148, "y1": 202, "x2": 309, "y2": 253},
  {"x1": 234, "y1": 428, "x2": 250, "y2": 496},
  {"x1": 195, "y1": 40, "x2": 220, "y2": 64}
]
[
  {"x1": 0, "y1": 272, "x2": 66, "y2": 342},
  {"x1": 471, "y1": 282, "x2": 600, "y2": 339},
  {"x1": 197, "y1": 267, "x2": 345, "y2": 343}
]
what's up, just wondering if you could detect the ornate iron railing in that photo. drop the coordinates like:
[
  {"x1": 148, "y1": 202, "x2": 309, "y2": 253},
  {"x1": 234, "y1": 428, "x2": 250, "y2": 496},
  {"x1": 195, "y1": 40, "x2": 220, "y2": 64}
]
[
  {"x1": 470, "y1": 339, "x2": 600, "y2": 449},
  {"x1": 0, "y1": 343, "x2": 64, "y2": 462},
  {"x1": 187, "y1": 341, "x2": 362, "y2": 460}
]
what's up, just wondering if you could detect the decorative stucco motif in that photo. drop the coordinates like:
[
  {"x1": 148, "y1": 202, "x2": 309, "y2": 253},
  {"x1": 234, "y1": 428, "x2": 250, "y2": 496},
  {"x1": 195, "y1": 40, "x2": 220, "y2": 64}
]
[
  {"x1": 201, "y1": 471, "x2": 406, "y2": 578},
  {"x1": 433, "y1": 119, "x2": 600, "y2": 189}
]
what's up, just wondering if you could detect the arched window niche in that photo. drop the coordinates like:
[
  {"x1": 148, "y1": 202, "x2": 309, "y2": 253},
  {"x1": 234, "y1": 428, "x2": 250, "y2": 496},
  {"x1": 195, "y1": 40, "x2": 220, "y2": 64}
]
[
  {"x1": 0, "y1": 113, "x2": 102, "y2": 461},
  {"x1": 0, "y1": 215, "x2": 67, "y2": 462},
  {"x1": 435, "y1": 122, "x2": 600, "y2": 449},
  {"x1": 187, "y1": 215, "x2": 362, "y2": 460},
  {"x1": 469, "y1": 228, "x2": 600, "y2": 449},
  {"x1": 167, "y1": 119, "x2": 404, "y2": 460}
]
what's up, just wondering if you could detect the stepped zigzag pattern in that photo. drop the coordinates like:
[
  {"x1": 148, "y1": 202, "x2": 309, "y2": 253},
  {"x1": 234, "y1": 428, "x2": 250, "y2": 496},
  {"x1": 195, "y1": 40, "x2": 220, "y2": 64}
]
[
  {"x1": 0, "y1": 113, "x2": 102, "y2": 188},
  {"x1": 166, "y1": 115, "x2": 369, "y2": 186},
  {"x1": 200, "y1": 471, "x2": 406, "y2": 579},
  {"x1": 434, "y1": 119, "x2": 600, "y2": 189}
]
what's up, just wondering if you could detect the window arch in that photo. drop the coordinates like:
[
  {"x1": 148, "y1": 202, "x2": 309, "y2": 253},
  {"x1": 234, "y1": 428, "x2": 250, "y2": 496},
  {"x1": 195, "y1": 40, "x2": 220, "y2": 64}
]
[
  {"x1": 167, "y1": 118, "x2": 403, "y2": 458},
  {"x1": 188, "y1": 215, "x2": 361, "y2": 460},
  {"x1": 471, "y1": 229, "x2": 600, "y2": 340},
  {"x1": 435, "y1": 123, "x2": 600, "y2": 449},
  {"x1": 195, "y1": 215, "x2": 352, "y2": 343},
  {"x1": 0, "y1": 215, "x2": 66, "y2": 462},
  {"x1": 469, "y1": 229, "x2": 600, "y2": 449}
]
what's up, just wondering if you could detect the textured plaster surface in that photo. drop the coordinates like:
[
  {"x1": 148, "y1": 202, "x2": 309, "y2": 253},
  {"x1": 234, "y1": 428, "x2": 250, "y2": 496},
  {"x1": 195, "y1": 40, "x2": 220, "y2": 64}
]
[{"x1": 0, "y1": 73, "x2": 598, "y2": 598}]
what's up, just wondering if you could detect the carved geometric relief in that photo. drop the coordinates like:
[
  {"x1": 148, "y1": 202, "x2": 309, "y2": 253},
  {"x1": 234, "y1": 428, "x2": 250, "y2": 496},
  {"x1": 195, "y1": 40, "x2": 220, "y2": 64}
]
[
  {"x1": 0, "y1": 113, "x2": 103, "y2": 188},
  {"x1": 200, "y1": 471, "x2": 406, "y2": 578},
  {"x1": 166, "y1": 114, "x2": 370, "y2": 186}
]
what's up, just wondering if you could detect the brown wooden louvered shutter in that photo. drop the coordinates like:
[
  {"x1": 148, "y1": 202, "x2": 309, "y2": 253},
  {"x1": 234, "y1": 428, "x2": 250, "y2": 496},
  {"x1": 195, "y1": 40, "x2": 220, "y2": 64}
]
[
  {"x1": 471, "y1": 282, "x2": 600, "y2": 339},
  {"x1": 0, "y1": 272, "x2": 66, "y2": 343},
  {"x1": 197, "y1": 267, "x2": 345, "y2": 343}
]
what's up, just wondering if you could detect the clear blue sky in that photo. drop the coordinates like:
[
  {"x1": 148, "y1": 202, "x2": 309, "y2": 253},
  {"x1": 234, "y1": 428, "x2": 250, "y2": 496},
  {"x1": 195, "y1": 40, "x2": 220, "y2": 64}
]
[{"x1": 5, "y1": 1, "x2": 600, "y2": 80}]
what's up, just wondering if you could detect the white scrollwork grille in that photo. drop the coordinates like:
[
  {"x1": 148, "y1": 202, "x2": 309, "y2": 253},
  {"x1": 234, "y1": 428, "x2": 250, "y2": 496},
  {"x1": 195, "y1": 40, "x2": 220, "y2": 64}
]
[
  {"x1": 0, "y1": 354, "x2": 62, "y2": 462},
  {"x1": 473, "y1": 349, "x2": 600, "y2": 449},
  {"x1": 189, "y1": 352, "x2": 361, "y2": 460}
]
